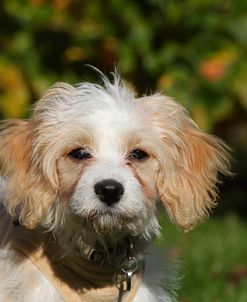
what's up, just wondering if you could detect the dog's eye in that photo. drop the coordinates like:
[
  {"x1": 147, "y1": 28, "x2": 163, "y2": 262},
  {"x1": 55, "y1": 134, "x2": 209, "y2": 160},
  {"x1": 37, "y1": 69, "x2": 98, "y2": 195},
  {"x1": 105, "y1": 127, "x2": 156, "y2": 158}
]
[
  {"x1": 68, "y1": 148, "x2": 92, "y2": 160},
  {"x1": 128, "y1": 149, "x2": 149, "y2": 161}
]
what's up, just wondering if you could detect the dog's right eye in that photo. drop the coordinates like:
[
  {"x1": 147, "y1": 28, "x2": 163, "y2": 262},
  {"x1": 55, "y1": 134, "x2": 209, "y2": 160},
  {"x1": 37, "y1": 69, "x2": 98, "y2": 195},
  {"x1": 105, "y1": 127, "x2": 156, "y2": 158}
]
[{"x1": 68, "y1": 148, "x2": 92, "y2": 160}]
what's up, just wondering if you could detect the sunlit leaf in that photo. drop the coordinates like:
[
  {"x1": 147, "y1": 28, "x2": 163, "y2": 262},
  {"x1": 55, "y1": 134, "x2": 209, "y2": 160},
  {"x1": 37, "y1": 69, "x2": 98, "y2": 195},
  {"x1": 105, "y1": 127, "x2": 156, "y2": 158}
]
[{"x1": 0, "y1": 61, "x2": 29, "y2": 118}]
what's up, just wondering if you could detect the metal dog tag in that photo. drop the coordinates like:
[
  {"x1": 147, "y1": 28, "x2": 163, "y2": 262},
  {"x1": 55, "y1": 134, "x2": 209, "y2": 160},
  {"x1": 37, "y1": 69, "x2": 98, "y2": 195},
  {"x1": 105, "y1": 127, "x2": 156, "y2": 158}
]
[
  {"x1": 121, "y1": 256, "x2": 138, "y2": 291},
  {"x1": 126, "y1": 270, "x2": 133, "y2": 291}
]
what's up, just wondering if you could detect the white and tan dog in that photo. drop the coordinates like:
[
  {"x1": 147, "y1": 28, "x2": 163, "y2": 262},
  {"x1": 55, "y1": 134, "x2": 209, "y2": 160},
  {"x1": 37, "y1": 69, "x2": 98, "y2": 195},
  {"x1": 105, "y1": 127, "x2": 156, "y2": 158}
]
[{"x1": 0, "y1": 72, "x2": 230, "y2": 302}]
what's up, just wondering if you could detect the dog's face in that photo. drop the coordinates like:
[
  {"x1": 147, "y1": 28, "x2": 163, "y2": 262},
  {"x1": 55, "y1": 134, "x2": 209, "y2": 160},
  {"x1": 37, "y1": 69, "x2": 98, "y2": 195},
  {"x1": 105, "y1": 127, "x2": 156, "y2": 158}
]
[
  {"x1": 0, "y1": 74, "x2": 230, "y2": 242},
  {"x1": 52, "y1": 85, "x2": 162, "y2": 237}
]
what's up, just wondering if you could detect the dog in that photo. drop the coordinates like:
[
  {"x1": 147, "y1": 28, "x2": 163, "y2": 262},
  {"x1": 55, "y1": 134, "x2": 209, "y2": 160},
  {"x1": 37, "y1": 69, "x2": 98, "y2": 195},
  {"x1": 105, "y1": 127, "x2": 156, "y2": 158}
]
[{"x1": 0, "y1": 72, "x2": 230, "y2": 302}]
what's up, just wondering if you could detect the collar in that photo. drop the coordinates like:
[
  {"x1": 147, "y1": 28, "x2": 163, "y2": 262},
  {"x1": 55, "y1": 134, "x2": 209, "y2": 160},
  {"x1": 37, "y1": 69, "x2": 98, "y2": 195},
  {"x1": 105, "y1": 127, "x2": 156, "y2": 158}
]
[
  {"x1": 76, "y1": 236, "x2": 140, "y2": 291},
  {"x1": 13, "y1": 219, "x2": 142, "y2": 292},
  {"x1": 76, "y1": 236, "x2": 133, "y2": 265}
]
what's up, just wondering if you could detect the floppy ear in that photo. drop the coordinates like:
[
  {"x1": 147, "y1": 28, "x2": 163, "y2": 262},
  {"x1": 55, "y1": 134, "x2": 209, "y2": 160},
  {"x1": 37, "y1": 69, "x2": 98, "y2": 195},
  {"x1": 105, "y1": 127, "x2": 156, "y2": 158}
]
[
  {"x1": 0, "y1": 120, "x2": 58, "y2": 229},
  {"x1": 141, "y1": 95, "x2": 231, "y2": 231}
]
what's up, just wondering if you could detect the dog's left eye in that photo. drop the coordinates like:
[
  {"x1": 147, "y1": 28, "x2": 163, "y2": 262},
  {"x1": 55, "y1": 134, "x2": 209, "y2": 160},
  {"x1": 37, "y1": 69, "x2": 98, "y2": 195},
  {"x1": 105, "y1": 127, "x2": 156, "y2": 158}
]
[
  {"x1": 68, "y1": 148, "x2": 92, "y2": 160},
  {"x1": 128, "y1": 149, "x2": 149, "y2": 161}
]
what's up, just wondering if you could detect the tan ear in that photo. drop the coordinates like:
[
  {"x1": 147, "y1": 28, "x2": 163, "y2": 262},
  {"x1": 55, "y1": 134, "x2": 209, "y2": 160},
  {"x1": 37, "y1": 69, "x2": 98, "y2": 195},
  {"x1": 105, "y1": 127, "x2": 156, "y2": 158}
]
[
  {"x1": 141, "y1": 96, "x2": 231, "y2": 231},
  {"x1": 0, "y1": 120, "x2": 57, "y2": 229}
]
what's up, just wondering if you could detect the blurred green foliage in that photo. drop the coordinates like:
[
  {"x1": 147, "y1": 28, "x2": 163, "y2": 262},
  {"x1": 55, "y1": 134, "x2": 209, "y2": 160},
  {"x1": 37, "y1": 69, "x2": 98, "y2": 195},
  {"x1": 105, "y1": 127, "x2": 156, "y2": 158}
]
[
  {"x1": 0, "y1": 0, "x2": 246, "y2": 213},
  {"x1": 158, "y1": 215, "x2": 247, "y2": 302},
  {"x1": 0, "y1": 0, "x2": 247, "y2": 131}
]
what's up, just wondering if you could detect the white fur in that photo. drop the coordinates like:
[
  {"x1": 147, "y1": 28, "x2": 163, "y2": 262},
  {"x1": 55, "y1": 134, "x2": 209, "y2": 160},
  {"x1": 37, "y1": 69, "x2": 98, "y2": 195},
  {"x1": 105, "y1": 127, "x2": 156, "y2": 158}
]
[{"x1": 0, "y1": 249, "x2": 62, "y2": 302}]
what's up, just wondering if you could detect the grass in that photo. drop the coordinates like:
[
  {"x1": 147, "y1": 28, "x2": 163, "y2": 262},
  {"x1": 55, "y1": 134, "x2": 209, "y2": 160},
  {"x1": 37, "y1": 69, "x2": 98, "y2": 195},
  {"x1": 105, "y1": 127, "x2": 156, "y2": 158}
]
[{"x1": 156, "y1": 214, "x2": 247, "y2": 302}]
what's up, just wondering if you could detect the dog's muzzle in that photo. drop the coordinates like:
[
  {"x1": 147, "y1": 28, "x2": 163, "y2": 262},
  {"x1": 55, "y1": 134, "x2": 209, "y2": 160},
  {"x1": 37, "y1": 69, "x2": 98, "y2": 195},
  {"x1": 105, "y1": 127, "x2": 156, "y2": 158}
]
[{"x1": 94, "y1": 178, "x2": 124, "y2": 206}]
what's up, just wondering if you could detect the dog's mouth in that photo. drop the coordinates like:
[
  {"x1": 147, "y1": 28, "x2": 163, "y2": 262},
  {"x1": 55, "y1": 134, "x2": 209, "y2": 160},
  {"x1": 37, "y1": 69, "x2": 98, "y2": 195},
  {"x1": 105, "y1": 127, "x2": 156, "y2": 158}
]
[
  {"x1": 78, "y1": 209, "x2": 143, "y2": 235},
  {"x1": 92, "y1": 215, "x2": 142, "y2": 235}
]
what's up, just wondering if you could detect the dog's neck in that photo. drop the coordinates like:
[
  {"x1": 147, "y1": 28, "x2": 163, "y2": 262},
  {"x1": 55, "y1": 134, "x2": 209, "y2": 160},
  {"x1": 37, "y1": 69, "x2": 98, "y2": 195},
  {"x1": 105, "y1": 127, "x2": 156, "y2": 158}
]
[
  {"x1": 7, "y1": 227, "x2": 144, "y2": 301},
  {"x1": 0, "y1": 204, "x2": 146, "y2": 300},
  {"x1": 53, "y1": 231, "x2": 147, "y2": 288},
  {"x1": 9, "y1": 219, "x2": 146, "y2": 291},
  {"x1": 73, "y1": 234, "x2": 135, "y2": 265},
  {"x1": 49, "y1": 238, "x2": 144, "y2": 288}
]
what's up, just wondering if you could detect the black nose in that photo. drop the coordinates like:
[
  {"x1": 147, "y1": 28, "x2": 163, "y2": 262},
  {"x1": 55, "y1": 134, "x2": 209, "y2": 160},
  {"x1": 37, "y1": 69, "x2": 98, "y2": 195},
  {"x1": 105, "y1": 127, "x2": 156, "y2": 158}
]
[{"x1": 94, "y1": 179, "x2": 124, "y2": 206}]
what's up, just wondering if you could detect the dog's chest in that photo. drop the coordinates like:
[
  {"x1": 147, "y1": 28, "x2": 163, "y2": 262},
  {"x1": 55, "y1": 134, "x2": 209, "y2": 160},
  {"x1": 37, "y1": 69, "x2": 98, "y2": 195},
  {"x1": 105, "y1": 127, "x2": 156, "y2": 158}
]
[{"x1": 15, "y1": 243, "x2": 142, "y2": 302}]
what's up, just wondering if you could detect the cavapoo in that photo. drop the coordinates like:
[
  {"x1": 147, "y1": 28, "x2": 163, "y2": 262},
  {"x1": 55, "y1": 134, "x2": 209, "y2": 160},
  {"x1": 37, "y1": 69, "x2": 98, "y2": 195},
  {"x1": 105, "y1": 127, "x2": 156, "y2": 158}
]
[{"x1": 0, "y1": 72, "x2": 230, "y2": 302}]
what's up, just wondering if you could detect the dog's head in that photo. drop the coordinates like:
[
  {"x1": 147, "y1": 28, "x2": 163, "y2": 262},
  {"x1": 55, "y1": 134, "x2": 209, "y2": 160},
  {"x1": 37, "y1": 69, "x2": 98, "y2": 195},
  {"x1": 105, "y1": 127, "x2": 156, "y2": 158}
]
[{"x1": 0, "y1": 73, "x2": 230, "y2": 241}]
